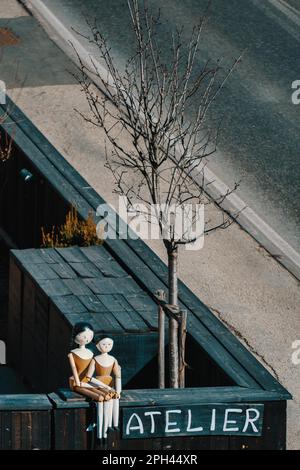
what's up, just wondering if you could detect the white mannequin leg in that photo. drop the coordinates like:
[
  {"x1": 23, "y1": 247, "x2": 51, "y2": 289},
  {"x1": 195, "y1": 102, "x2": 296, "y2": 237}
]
[
  {"x1": 112, "y1": 399, "x2": 119, "y2": 427},
  {"x1": 108, "y1": 400, "x2": 113, "y2": 428},
  {"x1": 96, "y1": 402, "x2": 103, "y2": 439},
  {"x1": 103, "y1": 401, "x2": 111, "y2": 438}
]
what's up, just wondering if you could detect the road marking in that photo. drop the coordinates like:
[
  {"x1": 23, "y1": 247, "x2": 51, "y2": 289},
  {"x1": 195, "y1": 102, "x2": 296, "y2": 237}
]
[
  {"x1": 251, "y1": 0, "x2": 300, "y2": 43},
  {"x1": 267, "y1": 0, "x2": 300, "y2": 24}
]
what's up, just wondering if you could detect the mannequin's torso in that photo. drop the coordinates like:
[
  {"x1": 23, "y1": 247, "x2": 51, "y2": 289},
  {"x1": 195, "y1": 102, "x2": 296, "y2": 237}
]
[
  {"x1": 71, "y1": 347, "x2": 93, "y2": 360},
  {"x1": 94, "y1": 353, "x2": 115, "y2": 367}
]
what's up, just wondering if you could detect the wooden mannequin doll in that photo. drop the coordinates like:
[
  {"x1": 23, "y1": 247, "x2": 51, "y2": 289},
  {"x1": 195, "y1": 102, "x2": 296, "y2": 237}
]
[
  {"x1": 87, "y1": 337, "x2": 122, "y2": 437},
  {"x1": 68, "y1": 322, "x2": 113, "y2": 439}
]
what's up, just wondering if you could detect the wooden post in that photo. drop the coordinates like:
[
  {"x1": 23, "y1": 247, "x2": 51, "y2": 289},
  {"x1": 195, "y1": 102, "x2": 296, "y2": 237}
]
[
  {"x1": 179, "y1": 309, "x2": 187, "y2": 388},
  {"x1": 156, "y1": 289, "x2": 166, "y2": 389}
]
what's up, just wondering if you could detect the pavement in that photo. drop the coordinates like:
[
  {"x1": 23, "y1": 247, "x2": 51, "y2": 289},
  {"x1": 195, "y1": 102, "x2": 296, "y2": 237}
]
[{"x1": 0, "y1": 0, "x2": 299, "y2": 449}]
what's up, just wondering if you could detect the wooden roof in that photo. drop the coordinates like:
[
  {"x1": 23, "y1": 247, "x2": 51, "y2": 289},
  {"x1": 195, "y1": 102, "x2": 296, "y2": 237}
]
[{"x1": 11, "y1": 246, "x2": 157, "y2": 335}]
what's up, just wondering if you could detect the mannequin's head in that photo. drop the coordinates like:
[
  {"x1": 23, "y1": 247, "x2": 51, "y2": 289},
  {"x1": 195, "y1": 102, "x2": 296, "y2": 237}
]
[
  {"x1": 73, "y1": 322, "x2": 94, "y2": 346},
  {"x1": 96, "y1": 337, "x2": 114, "y2": 353}
]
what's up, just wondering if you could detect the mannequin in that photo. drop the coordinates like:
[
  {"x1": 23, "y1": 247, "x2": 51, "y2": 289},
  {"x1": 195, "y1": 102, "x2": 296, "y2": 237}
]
[
  {"x1": 87, "y1": 337, "x2": 121, "y2": 437},
  {"x1": 68, "y1": 322, "x2": 113, "y2": 439}
]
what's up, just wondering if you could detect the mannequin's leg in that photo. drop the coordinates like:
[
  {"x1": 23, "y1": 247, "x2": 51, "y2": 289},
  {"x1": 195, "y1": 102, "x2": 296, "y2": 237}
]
[
  {"x1": 103, "y1": 401, "x2": 111, "y2": 439},
  {"x1": 97, "y1": 402, "x2": 104, "y2": 439},
  {"x1": 108, "y1": 400, "x2": 113, "y2": 428},
  {"x1": 73, "y1": 386, "x2": 104, "y2": 402},
  {"x1": 112, "y1": 399, "x2": 119, "y2": 427}
]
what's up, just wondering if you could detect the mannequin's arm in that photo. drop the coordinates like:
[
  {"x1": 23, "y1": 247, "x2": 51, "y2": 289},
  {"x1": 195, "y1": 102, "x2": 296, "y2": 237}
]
[
  {"x1": 86, "y1": 359, "x2": 114, "y2": 391},
  {"x1": 89, "y1": 377, "x2": 114, "y2": 391},
  {"x1": 68, "y1": 353, "x2": 80, "y2": 387},
  {"x1": 114, "y1": 361, "x2": 122, "y2": 396},
  {"x1": 86, "y1": 358, "x2": 95, "y2": 380}
]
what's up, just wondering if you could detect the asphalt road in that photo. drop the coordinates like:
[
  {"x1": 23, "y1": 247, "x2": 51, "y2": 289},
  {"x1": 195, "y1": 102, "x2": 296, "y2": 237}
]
[{"x1": 38, "y1": 0, "x2": 300, "y2": 252}]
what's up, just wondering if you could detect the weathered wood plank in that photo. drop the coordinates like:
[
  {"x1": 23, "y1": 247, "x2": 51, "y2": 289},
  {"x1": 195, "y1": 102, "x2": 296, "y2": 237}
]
[
  {"x1": 62, "y1": 278, "x2": 93, "y2": 296},
  {"x1": 50, "y1": 262, "x2": 77, "y2": 279},
  {"x1": 109, "y1": 310, "x2": 149, "y2": 332},
  {"x1": 80, "y1": 246, "x2": 128, "y2": 278},
  {"x1": 95, "y1": 294, "x2": 126, "y2": 312},
  {"x1": 119, "y1": 386, "x2": 289, "y2": 407},
  {"x1": 0, "y1": 394, "x2": 52, "y2": 410},
  {"x1": 48, "y1": 392, "x2": 90, "y2": 409},
  {"x1": 21, "y1": 263, "x2": 59, "y2": 281},
  {"x1": 47, "y1": 304, "x2": 73, "y2": 391},
  {"x1": 83, "y1": 277, "x2": 140, "y2": 295},
  {"x1": 56, "y1": 389, "x2": 87, "y2": 403},
  {"x1": 79, "y1": 245, "x2": 113, "y2": 264},
  {"x1": 31, "y1": 410, "x2": 51, "y2": 450},
  {"x1": 55, "y1": 247, "x2": 88, "y2": 264},
  {"x1": 39, "y1": 248, "x2": 66, "y2": 264},
  {"x1": 69, "y1": 261, "x2": 103, "y2": 278},
  {"x1": 91, "y1": 312, "x2": 125, "y2": 333},
  {"x1": 125, "y1": 292, "x2": 157, "y2": 311},
  {"x1": 39, "y1": 279, "x2": 72, "y2": 297},
  {"x1": 97, "y1": 260, "x2": 128, "y2": 278},
  {"x1": 97, "y1": 294, "x2": 149, "y2": 331},
  {"x1": 33, "y1": 289, "x2": 50, "y2": 390},
  {"x1": 11, "y1": 248, "x2": 47, "y2": 265},
  {"x1": 21, "y1": 274, "x2": 36, "y2": 381},
  {"x1": 77, "y1": 294, "x2": 109, "y2": 312},
  {"x1": 11, "y1": 248, "x2": 64, "y2": 266},
  {"x1": 48, "y1": 393, "x2": 90, "y2": 449},
  {"x1": 132, "y1": 310, "x2": 158, "y2": 330},
  {"x1": 49, "y1": 295, "x2": 88, "y2": 314},
  {"x1": 7, "y1": 256, "x2": 22, "y2": 369}
]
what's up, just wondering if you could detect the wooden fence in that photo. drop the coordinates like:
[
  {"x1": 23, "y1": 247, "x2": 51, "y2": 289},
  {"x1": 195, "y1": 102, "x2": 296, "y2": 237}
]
[{"x1": 0, "y1": 388, "x2": 287, "y2": 450}]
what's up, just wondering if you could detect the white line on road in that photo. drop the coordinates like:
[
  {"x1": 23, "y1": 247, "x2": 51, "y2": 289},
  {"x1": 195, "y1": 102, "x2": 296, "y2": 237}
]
[{"x1": 267, "y1": 0, "x2": 300, "y2": 24}]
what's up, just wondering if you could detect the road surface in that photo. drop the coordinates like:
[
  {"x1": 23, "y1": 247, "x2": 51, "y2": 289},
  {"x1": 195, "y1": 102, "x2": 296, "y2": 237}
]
[{"x1": 27, "y1": 0, "x2": 300, "y2": 252}]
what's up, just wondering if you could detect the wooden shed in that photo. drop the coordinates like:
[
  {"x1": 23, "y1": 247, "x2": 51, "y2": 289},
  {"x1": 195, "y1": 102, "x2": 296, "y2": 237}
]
[
  {"x1": 8, "y1": 246, "x2": 159, "y2": 392},
  {"x1": 0, "y1": 96, "x2": 292, "y2": 450}
]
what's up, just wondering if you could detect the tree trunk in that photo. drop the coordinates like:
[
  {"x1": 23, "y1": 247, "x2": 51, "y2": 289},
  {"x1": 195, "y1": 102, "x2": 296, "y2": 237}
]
[
  {"x1": 157, "y1": 289, "x2": 166, "y2": 389},
  {"x1": 179, "y1": 309, "x2": 187, "y2": 388},
  {"x1": 168, "y1": 244, "x2": 179, "y2": 388}
]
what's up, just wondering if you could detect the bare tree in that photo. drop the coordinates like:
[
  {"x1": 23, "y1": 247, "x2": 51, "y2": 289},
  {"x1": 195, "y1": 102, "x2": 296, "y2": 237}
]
[{"x1": 75, "y1": 0, "x2": 240, "y2": 388}]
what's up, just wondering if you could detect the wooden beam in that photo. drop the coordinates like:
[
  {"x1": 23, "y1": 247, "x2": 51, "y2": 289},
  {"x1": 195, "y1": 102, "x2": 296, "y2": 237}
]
[{"x1": 153, "y1": 292, "x2": 181, "y2": 321}]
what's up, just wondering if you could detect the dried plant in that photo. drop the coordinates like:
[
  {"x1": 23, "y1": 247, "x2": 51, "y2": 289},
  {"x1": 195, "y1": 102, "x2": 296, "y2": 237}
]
[
  {"x1": 0, "y1": 127, "x2": 13, "y2": 163},
  {"x1": 41, "y1": 207, "x2": 103, "y2": 248}
]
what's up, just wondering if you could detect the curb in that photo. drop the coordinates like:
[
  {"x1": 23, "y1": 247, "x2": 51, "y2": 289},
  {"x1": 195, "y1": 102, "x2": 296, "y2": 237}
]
[{"x1": 20, "y1": 0, "x2": 300, "y2": 281}]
